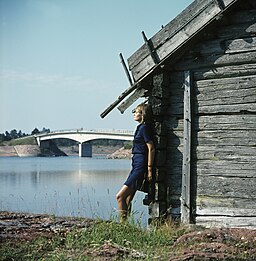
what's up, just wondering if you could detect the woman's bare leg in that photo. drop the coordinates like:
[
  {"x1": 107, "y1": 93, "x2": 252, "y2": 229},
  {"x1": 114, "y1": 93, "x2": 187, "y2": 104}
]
[{"x1": 116, "y1": 185, "x2": 135, "y2": 222}]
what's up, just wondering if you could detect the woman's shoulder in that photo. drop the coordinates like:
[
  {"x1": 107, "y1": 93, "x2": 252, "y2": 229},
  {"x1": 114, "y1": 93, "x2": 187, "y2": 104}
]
[{"x1": 137, "y1": 123, "x2": 147, "y2": 130}]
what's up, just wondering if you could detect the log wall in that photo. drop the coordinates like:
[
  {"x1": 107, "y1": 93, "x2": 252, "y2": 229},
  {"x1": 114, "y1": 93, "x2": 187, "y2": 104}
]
[{"x1": 149, "y1": 1, "x2": 256, "y2": 227}]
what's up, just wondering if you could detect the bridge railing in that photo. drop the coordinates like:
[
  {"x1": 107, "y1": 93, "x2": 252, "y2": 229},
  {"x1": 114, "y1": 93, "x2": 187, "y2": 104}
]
[{"x1": 35, "y1": 128, "x2": 134, "y2": 136}]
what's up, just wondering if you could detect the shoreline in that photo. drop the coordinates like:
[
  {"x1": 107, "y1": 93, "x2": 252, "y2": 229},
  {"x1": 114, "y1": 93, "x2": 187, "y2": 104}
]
[{"x1": 0, "y1": 145, "x2": 132, "y2": 159}]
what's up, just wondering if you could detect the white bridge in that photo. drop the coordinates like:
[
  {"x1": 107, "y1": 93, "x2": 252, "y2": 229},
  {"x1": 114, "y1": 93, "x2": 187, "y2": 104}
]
[{"x1": 35, "y1": 128, "x2": 134, "y2": 157}]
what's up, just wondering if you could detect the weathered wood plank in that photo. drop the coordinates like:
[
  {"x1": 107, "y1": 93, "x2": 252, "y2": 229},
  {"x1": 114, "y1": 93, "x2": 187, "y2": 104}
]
[
  {"x1": 196, "y1": 75, "x2": 256, "y2": 91},
  {"x1": 167, "y1": 175, "x2": 182, "y2": 195},
  {"x1": 227, "y1": 9, "x2": 256, "y2": 24},
  {"x1": 166, "y1": 166, "x2": 183, "y2": 179},
  {"x1": 217, "y1": 22, "x2": 256, "y2": 39},
  {"x1": 128, "y1": 0, "x2": 218, "y2": 70},
  {"x1": 197, "y1": 160, "x2": 256, "y2": 171},
  {"x1": 197, "y1": 102, "x2": 256, "y2": 113},
  {"x1": 196, "y1": 205, "x2": 256, "y2": 217},
  {"x1": 167, "y1": 102, "x2": 256, "y2": 115},
  {"x1": 196, "y1": 131, "x2": 256, "y2": 146},
  {"x1": 196, "y1": 130, "x2": 256, "y2": 139},
  {"x1": 197, "y1": 91, "x2": 256, "y2": 107},
  {"x1": 129, "y1": 1, "x2": 222, "y2": 81},
  {"x1": 196, "y1": 166, "x2": 256, "y2": 177},
  {"x1": 195, "y1": 145, "x2": 256, "y2": 157},
  {"x1": 166, "y1": 103, "x2": 184, "y2": 115},
  {"x1": 152, "y1": 0, "x2": 224, "y2": 49},
  {"x1": 222, "y1": 0, "x2": 239, "y2": 7},
  {"x1": 196, "y1": 85, "x2": 256, "y2": 103},
  {"x1": 196, "y1": 167, "x2": 256, "y2": 177},
  {"x1": 190, "y1": 36, "x2": 256, "y2": 56},
  {"x1": 175, "y1": 50, "x2": 256, "y2": 71},
  {"x1": 166, "y1": 132, "x2": 256, "y2": 152},
  {"x1": 166, "y1": 156, "x2": 183, "y2": 167},
  {"x1": 167, "y1": 135, "x2": 183, "y2": 147},
  {"x1": 225, "y1": 37, "x2": 256, "y2": 53},
  {"x1": 164, "y1": 117, "x2": 184, "y2": 131},
  {"x1": 181, "y1": 71, "x2": 192, "y2": 224},
  {"x1": 165, "y1": 115, "x2": 256, "y2": 131},
  {"x1": 197, "y1": 176, "x2": 256, "y2": 198},
  {"x1": 195, "y1": 115, "x2": 256, "y2": 130},
  {"x1": 117, "y1": 88, "x2": 146, "y2": 113},
  {"x1": 196, "y1": 216, "x2": 256, "y2": 228},
  {"x1": 194, "y1": 63, "x2": 256, "y2": 80},
  {"x1": 197, "y1": 207, "x2": 256, "y2": 216},
  {"x1": 197, "y1": 196, "x2": 256, "y2": 216},
  {"x1": 167, "y1": 75, "x2": 256, "y2": 114},
  {"x1": 128, "y1": 1, "x2": 248, "y2": 72}
]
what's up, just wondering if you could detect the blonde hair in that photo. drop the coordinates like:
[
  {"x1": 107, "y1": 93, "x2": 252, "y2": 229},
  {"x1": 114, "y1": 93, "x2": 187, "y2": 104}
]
[{"x1": 135, "y1": 103, "x2": 153, "y2": 125}]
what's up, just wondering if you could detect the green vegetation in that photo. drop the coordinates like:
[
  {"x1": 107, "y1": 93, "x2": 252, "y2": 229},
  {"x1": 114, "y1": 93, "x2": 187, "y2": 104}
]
[
  {"x1": 0, "y1": 220, "x2": 189, "y2": 260},
  {"x1": 6, "y1": 136, "x2": 38, "y2": 146},
  {"x1": 1, "y1": 217, "x2": 255, "y2": 260},
  {"x1": 0, "y1": 127, "x2": 49, "y2": 145},
  {"x1": 124, "y1": 141, "x2": 133, "y2": 150}
]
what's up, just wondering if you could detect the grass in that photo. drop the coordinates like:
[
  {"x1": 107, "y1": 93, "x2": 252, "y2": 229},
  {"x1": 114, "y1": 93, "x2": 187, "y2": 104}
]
[
  {"x1": 2, "y1": 136, "x2": 37, "y2": 146},
  {"x1": 0, "y1": 219, "x2": 189, "y2": 261},
  {"x1": 1, "y1": 216, "x2": 256, "y2": 260}
]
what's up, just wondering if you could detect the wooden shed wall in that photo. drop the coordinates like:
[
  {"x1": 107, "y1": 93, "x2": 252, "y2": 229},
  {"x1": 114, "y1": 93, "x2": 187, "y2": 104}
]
[{"x1": 150, "y1": 2, "x2": 256, "y2": 227}]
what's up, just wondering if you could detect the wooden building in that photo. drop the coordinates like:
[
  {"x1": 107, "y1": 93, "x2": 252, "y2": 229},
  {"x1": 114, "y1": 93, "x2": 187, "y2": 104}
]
[{"x1": 101, "y1": 0, "x2": 256, "y2": 228}]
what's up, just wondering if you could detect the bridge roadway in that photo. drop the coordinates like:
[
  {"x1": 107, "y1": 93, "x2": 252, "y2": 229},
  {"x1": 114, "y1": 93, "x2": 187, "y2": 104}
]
[{"x1": 35, "y1": 128, "x2": 134, "y2": 157}]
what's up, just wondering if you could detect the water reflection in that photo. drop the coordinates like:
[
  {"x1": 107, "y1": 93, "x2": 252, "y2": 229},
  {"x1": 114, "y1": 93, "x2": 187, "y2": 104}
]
[{"x1": 0, "y1": 157, "x2": 148, "y2": 225}]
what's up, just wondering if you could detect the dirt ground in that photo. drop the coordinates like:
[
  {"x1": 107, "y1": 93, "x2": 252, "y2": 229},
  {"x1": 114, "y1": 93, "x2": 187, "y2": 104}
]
[
  {"x1": 0, "y1": 211, "x2": 93, "y2": 243},
  {"x1": 170, "y1": 226, "x2": 256, "y2": 260},
  {"x1": 0, "y1": 211, "x2": 256, "y2": 260}
]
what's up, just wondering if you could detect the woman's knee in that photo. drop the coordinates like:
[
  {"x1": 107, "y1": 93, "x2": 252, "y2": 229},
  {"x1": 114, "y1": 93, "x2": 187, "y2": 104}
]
[
  {"x1": 116, "y1": 192, "x2": 124, "y2": 203},
  {"x1": 116, "y1": 193, "x2": 120, "y2": 201},
  {"x1": 116, "y1": 185, "x2": 130, "y2": 203}
]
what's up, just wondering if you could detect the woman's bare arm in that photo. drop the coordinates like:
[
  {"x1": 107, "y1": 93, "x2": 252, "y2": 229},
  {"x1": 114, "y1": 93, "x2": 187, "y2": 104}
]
[{"x1": 146, "y1": 141, "x2": 155, "y2": 181}]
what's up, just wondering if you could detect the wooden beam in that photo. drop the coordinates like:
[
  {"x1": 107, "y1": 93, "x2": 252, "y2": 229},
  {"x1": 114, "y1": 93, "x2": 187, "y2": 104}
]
[
  {"x1": 117, "y1": 87, "x2": 146, "y2": 113},
  {"x1": 141, "y1": 31, "x2": 160, "y2": 65},
  {"x1": 119, "y1": 53, "x2": 133, "y2": 86},
  {"x1": 181, "y1": 70, "x2": 192, "y2": 224},
  {"x1": 100, "y1": 82, "x2": 141, "y2": 118}
]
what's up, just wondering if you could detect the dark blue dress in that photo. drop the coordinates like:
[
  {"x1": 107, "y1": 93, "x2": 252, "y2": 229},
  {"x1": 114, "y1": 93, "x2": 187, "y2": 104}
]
[{"x1": 124, "y1": 123, "x2": 152, "y2": 190}]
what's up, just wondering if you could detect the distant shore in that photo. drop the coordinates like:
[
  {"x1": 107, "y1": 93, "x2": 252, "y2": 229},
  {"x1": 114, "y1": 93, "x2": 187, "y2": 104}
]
[{"x1": 0, "y1": 144, "x2": 132, "y2": 159}]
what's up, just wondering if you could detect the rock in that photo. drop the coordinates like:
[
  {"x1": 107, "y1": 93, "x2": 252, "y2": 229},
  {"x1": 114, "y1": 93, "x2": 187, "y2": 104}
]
[
  {"x1": 0, "y1": 146, "x2": 17, "y2": 157},
  {"x1": 14, "y1": 145, "x2": 41, "y2": 157},
  {"x1": 106, "y1": 147, "x2": 132, "y2": 159}
]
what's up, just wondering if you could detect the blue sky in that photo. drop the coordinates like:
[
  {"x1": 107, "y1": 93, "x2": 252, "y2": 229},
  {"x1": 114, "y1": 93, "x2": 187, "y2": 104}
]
[{"x1": 0, "y1": 0, "x2": 193, "y2": 134}]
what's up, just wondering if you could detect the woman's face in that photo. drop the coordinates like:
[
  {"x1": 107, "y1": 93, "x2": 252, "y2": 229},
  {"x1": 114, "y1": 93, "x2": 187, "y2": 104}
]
[{"x1": 133, "y1": 107, "x2": 143, "y2": 123}]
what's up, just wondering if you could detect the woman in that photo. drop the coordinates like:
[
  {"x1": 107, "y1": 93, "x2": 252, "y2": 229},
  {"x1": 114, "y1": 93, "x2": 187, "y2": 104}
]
[{"x1": 116, "y1": 103, "x2": 155, "y2": 222}]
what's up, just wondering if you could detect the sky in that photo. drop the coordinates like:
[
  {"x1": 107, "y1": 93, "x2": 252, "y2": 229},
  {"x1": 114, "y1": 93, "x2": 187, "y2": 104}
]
[{"x1": 0, "y1": 0, "x2": 193, "y2": 134}]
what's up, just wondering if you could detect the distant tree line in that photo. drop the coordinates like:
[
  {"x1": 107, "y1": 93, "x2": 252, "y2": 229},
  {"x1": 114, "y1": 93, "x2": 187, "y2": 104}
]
[{"x1": 0, "y1": 127, "x2": 50, "y2": 143}]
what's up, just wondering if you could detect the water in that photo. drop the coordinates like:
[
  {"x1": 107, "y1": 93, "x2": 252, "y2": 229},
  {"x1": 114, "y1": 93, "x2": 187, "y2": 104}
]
[{"x1": 0, "y1": 156, "x2": 148, "y2": 225}]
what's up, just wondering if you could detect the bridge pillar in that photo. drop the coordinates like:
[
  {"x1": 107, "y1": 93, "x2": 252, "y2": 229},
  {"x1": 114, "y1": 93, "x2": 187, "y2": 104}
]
[
  {"x1": 79, "y1": 142, "x2": 92, "y2": 157},
  {"x1": 40, "y1": 140, "x2": 51, "y2": 149}
]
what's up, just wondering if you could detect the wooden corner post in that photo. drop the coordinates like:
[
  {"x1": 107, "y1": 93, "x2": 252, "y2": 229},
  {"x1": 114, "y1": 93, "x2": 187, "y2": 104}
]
[{"x1": 181, "y1": 70, "x2": 192, "y2": 224}]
